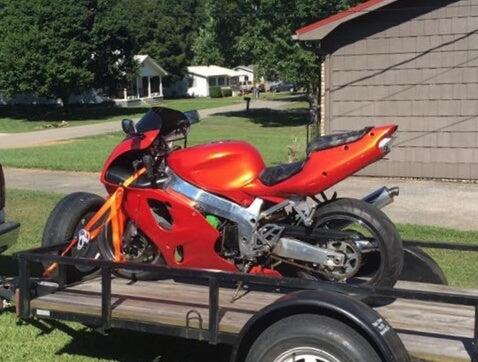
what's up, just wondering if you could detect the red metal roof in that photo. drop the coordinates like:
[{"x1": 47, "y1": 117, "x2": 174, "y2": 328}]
[{"x1": 294, "y1": 0, "x2": 399, "y2": 41}]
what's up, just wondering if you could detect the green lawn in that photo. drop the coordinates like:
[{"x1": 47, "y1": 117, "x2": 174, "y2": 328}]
[
  {"x1": 397, "y1": 224, "x2": 478, "y2": 288},
  {"x1": 0, "y1": 97, "x2": 244, "y2": 133},
  {"x1": 0, "y1": 109, "x2": 310, "y2": 171},
  {"x1": 1, "y1": 189, "x2": 476, "y2": 361}
]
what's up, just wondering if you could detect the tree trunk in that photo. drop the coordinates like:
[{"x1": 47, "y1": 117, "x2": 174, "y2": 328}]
[
  {"x1": 308, "y1": 82, "x2": 320, "y2": 139},
  {"x1": 60, "y1": 95, "x2": 70, "y2": 118}
]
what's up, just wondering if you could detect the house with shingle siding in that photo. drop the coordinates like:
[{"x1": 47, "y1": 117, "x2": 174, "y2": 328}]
[{"x1": 295, "y1": 0, "x2": 478, "y2": 179}]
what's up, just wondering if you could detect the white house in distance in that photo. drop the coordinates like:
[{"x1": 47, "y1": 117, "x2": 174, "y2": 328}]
[
  {"x1": 114, "y1": 54, "x2": 168, "y2": 106},
  {"x1": 233, "y1": 65, "x2": 254, "y2": 83},
  {"x1": 186, "y1": 65, "x2": 243, "y2": 97}
]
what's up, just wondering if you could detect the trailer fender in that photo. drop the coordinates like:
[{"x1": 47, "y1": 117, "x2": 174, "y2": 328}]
[
  {"x1": 399, "y1": 246, "x2": 448, "y2": 284},
  {"x1": 230, "y1": 289, "x2": 409, "y2": 362}
]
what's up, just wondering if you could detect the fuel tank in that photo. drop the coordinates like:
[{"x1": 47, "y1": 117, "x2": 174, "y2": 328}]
[{"x1": 167, "y1": 141, "x2": 266, "y2": 206}]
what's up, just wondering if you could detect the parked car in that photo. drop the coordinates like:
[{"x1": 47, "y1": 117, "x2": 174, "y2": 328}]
[
  {"x1": 239, "y1": 81, "x2": 253, "y2": 94},
  {"x1": 269, "y1": 81, "x2": 296, "y2": 93},
  {"x1": 0, "y1": 164, "x2": 20, "y2": 253}
]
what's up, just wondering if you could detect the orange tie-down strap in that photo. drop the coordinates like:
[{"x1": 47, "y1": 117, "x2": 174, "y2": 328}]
[{"x1": 43, "y1": 167, "x2": 147, "y2": 277}]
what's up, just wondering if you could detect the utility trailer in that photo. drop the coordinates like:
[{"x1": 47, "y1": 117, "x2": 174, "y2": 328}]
[{"x1": 8, "y1": 240, "x2": 478, "y2": 362}]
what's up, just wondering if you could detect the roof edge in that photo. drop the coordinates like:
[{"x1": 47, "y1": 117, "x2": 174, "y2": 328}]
[{"x1": 294, "y1": 0, "x2": 399, "y2": 41}]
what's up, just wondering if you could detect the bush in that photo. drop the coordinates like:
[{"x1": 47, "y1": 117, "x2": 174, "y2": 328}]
[
  {"x1": 221, "y1": 87, "x2": 232, "y2": 97},
  {"x1": 209, "y1": 86, "x2": 222, "y2": 98}
]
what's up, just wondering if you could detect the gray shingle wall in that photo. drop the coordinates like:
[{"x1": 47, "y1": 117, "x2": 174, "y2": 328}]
[{"x1": 322, "y1": 0, "x2": 478, "y2": 179}]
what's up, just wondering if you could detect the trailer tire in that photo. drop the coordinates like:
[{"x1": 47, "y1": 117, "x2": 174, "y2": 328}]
[
  {"x1": 42, "y1": 192, "x2": 105, "y2": 283},
  {"x1": 245, "y1": 314, "x2": 381, "y2": 362}
]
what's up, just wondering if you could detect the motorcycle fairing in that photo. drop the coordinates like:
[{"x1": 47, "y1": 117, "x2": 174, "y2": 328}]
[
  {"x1": 101, "y1": 134, "x2": 158, "y2": 190},
  {"x1": 123, "y1": 187, "x2": 237, "y2": 271}
]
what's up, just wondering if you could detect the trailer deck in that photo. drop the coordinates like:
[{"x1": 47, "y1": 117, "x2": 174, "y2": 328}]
[
  {"x1": 14, "y1": 240, "x2": 478, "y2": 362},
  {"x1": 27, "y1": 276, "x2": 477, "y2": 361}
]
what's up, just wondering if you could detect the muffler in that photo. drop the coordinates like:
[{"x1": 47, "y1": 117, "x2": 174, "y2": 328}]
[{"x1": 361, "y1": 186, "x2": 399, "y2": 209}]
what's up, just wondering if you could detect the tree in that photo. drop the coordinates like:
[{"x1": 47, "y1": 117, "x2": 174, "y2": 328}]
[
  {"x1": 192, "y1": 0, "x2": 245, "y2": 67},
  {"x1": 112, "y1": 0, "x2": 204, "y2": 85},
  {"x1": 192, "y1": 1, "x2": 225, "y2": 66},
  {"x1": 189, "y1": 0, "x2": 363, "y2": 135},
  {"x1": 0, "y1": 0, "x2": 136, "y2": 112},
  {"x1": 233, "y1": 0, "x2": 363, "y2": 136}
]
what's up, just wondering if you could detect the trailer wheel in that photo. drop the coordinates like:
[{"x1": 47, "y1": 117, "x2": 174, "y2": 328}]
[
  {"x1": 245, "y1": 314, "x2": 381, "y2": 362},
  {"x1": 42, "y1": 192, "x2": 105, "y2": 283}
]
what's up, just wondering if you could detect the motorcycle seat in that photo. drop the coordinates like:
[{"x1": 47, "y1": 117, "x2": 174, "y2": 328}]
[
  {"x1": 306, "y1": 126, "x2": 372, "y2": 155},
  {"x1": 259, "y1": 127, "x2": 373, "y2": 186},
  {"x1": 259, "y1": 160, "x2": 305, "y2": 186}
]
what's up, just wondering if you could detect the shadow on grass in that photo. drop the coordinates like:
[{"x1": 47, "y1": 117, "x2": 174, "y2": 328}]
[
  {"x1": 214, "y1": 108, "x2": 310, "y2": 127},
  {"x1": 260, "y1": 92, "x2": 308, "y2": 102},
  {"x1": 24, "y1": 318, "x2": 232, "y2": 361},
  {"x1": 0, "y1": 104, "x2": 151, "y2": 123}
]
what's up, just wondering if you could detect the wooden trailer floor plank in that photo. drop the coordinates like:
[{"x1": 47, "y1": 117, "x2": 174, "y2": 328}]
[{"x1": 29, "y1": 277, "x2": 477, "y2": 361}]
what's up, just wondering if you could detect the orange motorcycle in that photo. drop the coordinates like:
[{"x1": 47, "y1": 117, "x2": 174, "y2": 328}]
[{"x1": 43, "y1": 107, "x2": 403, "y2": 289}]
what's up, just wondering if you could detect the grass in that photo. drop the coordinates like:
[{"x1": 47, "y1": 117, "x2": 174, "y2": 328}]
[
  {"x1": 0, "y1": 109, "x2": 310, "y2": 171},
  {"x1": 397, "y1": 223, "x2": 478, "y2": 288},
  {"x1": 0, "y1": 133, "x2": 125, "y2": 172},
  {"x1": 1, "y1": 189, "x2": 476, "y2": 360},
  {"x1": 0, "y1": 97, "x2": 244, "y2": 133}
]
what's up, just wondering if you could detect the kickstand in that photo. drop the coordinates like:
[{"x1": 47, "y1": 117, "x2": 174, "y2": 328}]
[{"x1": 231, "y1": 281, "x2": 249, "y2": 303}]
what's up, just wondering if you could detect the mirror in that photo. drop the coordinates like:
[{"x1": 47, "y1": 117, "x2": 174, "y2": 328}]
[
  {"x1": 121, "y1": 119, "x2": 137, "y2": 135},
  {"x1": 184, "y1": 110, "x2": 200, "y2": 125}
]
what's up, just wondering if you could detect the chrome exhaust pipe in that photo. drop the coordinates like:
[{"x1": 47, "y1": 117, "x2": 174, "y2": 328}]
[{"x1": 361, "y1": 186, "x2": 399, "y2": 209}]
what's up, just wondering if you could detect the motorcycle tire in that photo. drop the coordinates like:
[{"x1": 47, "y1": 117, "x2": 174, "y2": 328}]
[
  {"x1": 97, "y1": 219, "x2": 164, "y2": 281},
  {"x1": 310, "y1": 198, "x2": 403, "y2": 300},
  {"x1": 245, "y1": 314, "x2": 381, "y2": 362},
  {"x1": 42, "y1": 192, "x2": 104, "y2": 284}
]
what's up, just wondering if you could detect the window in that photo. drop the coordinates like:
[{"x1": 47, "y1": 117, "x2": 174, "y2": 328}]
[
  {"x1": 151, "y1": 76, "x2": 160, "y2": 93},
  {"x1": 209, "y1": 77, "x2": 219, "y2": 86}
]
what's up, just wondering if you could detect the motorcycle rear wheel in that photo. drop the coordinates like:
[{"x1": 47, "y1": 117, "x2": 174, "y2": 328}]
[
  {"x1": 318, "y1": 198, "x2": 403, "y2": 286},
  {"x1": 284, "y1": 198, "x2": 403, "y2": 299}
]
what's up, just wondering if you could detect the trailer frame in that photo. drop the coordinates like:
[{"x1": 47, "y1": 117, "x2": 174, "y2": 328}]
[{"x1": 11, "y1": 240, "x2": 478, "y2": 362}]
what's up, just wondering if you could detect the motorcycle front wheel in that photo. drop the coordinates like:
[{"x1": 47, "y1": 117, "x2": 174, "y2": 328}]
[
  {"x1": 97, "y1": 219, "x2": 164, "y2": 280},
  {"x1": 42, "y1": 192, "x2": 104, "y2": 283},
  {"x1": 312, "y1": 198, "x2": 404, "y2": 288}
]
